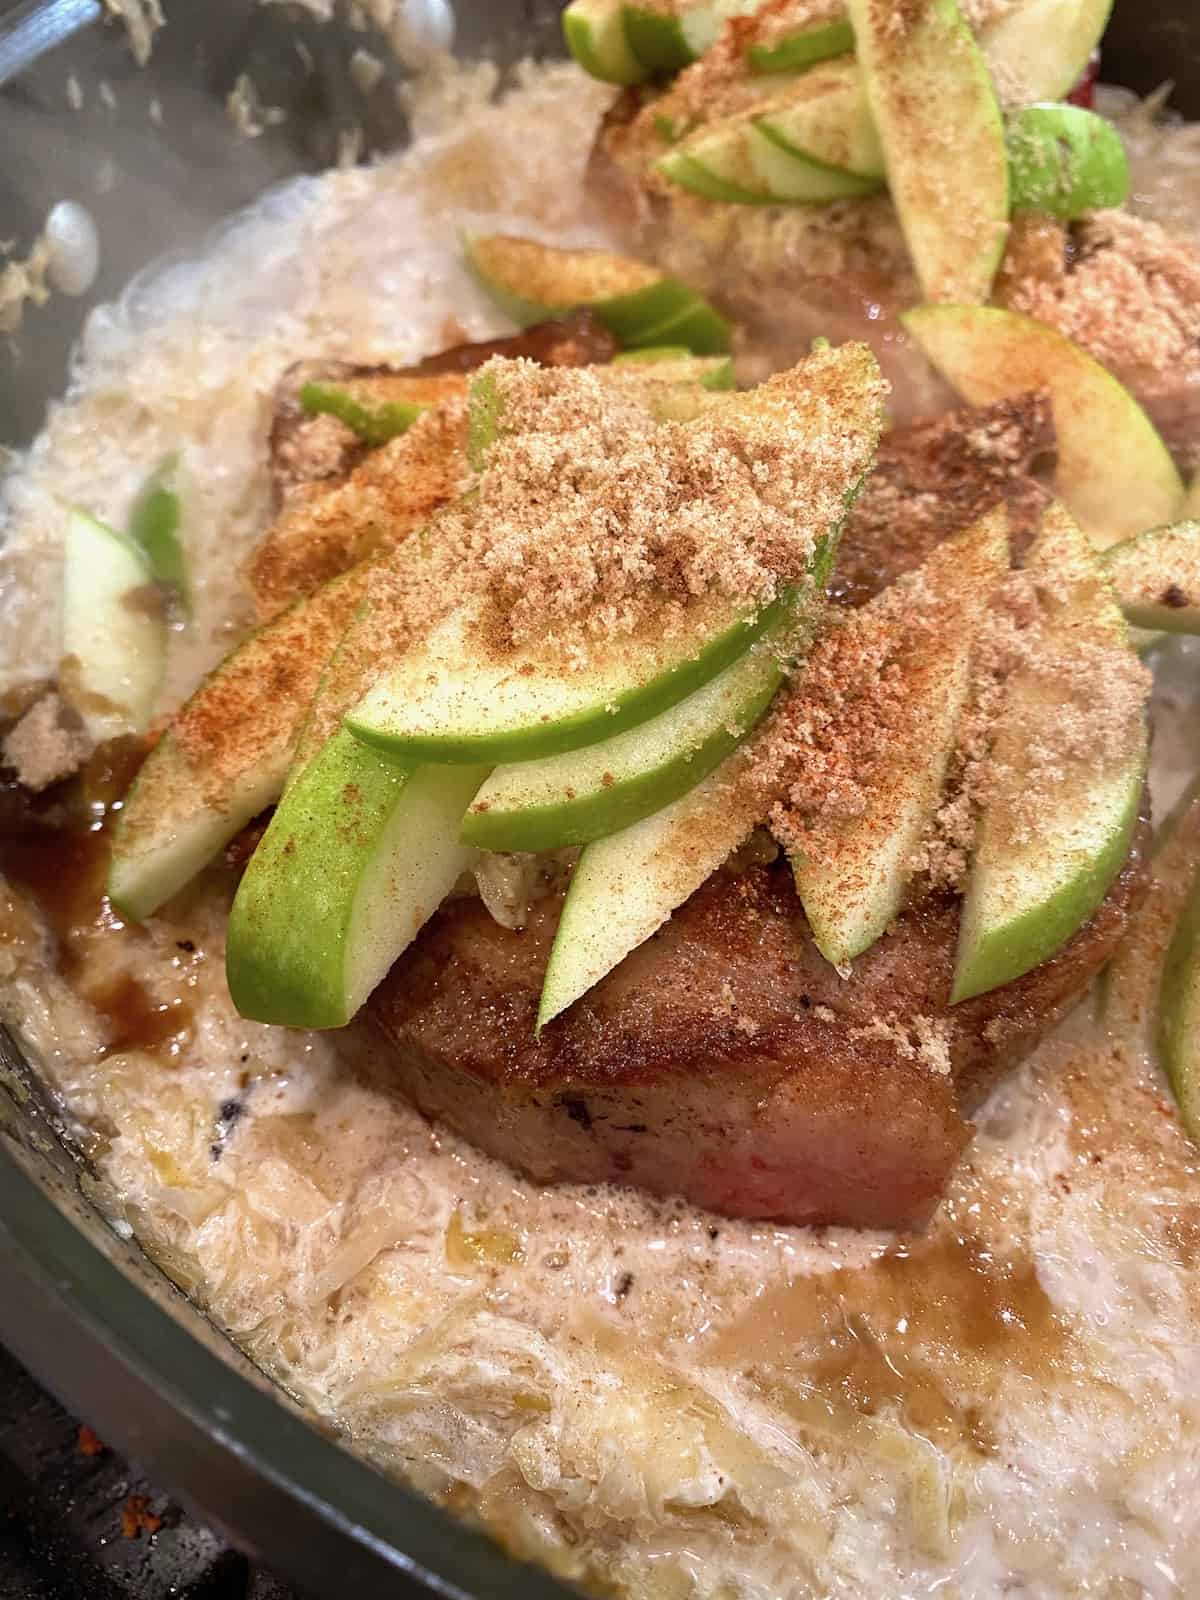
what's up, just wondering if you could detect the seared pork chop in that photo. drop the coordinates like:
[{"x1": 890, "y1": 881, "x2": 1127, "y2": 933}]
[{"x1": 368, "y1": 835, "x2": 1148, "y2": 1232}]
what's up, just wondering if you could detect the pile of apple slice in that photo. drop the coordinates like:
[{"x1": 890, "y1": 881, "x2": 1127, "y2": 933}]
[
  {"x1": 106, "y1": 344, "x2": 880, "y2": 1027},
  {"x1": 571, "y1": 0, "x2": 1123, "y2": 304},
  {"x1": 565, "y1": 0, "x2": 1110, "y2": 99},
  {"x1": 99, "y1": 340, "x2": 1180, "y2": 1047}
]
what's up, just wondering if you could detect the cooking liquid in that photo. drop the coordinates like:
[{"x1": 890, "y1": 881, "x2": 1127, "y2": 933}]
[{"x1": 1, "y1": 61, "x2": 1199, "y2": 1600}]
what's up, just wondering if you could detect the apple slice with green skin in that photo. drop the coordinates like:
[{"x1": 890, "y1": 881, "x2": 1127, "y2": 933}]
[
  {"x1": 789, "y1": 508, "x2": 1010, "y2": 968},
  {"x1": 562, "y1": 0, "x2": 648, "y2": 84},
  {"x1": 848, "y1": 0, "x2": 1009, "y2": 304},
  {"x1": 754, "y1": 58, "x2": 885, "y2": 180},
  {"x1": 461, "y1": 597, "x2": 811, "y2": 852},
  {"x1": 1103, "y1": 775, "x2": 1200, "y2": 1052},
  {"x1": 981, "y1": 0, "x2": 1112, "y2": 104},
  {"x1": 621, "y1": 0, "x2": 742, "y2": 73},
  {"x1": 299, "y1": 380, "x2": 428, "y2": 447},
  {"x1": 129, "y1": 455, "x2": 190, "y2": 618},
  {"x1": 465, "y1": 351, "x2": 732, "y2": 468},
  {"x1": 537, "y1": 755, "x2": 767, "y2": 1029},
  {"x1": 659, "y1": 115, "x2": 883, "y2": 204},
  {"x1": 747, "y1": 17, "x2": 854, "y2": 74},
  {"x1": 1006, "y1": 104, "x2": 1129, "y2": 221},
  {"x1": 226, "y1": 730, "x2": 487, "y2": 1029},
  {"x1": 107, "y1": 560, "x2": 372, "y2": 921},
  {"x1": 1102, "y1": 521, "x2": 1200, "y2": 635},
  {"x1": 463, "y1": 234, "x2": 730, "y2": 353},
  {"x1": 1156, "y1": 861, "x2": 1200, "y2": 1144},
  {"x1": 349, "y1": 347, "x2": 882, "y2": 765},
  {"x1": 612, "y1": 348, "x2": 736, "y2": 388},
  {"x1": 951, "y1": 502, "x2": 1148, "y2": 1004},
  {"x1": 903, "y1": 305, "x2": 1185, "y2": 543},
  {"x1": 348, "y1": 584, "x2": 798, "y2": 766},
  {"x1": 61, "y1": 510, "x2": 167, "y2": 744}
]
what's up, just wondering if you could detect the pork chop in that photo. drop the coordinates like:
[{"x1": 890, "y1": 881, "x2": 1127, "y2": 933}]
[{"x1": 368, "y1": 833, "x2": 1148, "y2": 1232}]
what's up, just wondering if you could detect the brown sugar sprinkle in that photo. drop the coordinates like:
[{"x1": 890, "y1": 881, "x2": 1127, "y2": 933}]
[
  {"x1": 751, "y1": 538, "x2": 994, "y2": 859},
  {"x1": 462, "y1": 347, "x2": 883, "y2": 655},
  {"x1": 847, "y1": 1013, "x2": 953, "y2": 1076},
  {"x1": 997, "y1": 209, "x2": 1200, "y2": 390}
]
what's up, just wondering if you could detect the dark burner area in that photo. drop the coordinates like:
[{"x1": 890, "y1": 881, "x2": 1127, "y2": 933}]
[{"x1": 0, "y1": 1344, "x2": 298, "y2": 1600}]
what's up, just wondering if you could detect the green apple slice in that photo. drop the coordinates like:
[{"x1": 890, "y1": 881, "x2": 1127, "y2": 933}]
[
  {"x1": 129, "y1": 454, "x2": 190, "y2": 617},
  {"x1": 790, "y1": 508, "x2": 1009, "y2": 968},
  {"x1": 461, "y1": 616, "x2": 794, "y2": 851},
  {"x1": 982, "y1": 0, "x2": 1112, "y2": 104},
  {"x1": 1156, "y1": 862, "x2": 1200, "y2": 1144},
  {"x1": 348, "y1": 584, "x2": 796, "y2": 766},
  {"x1": 298, "y1": 379, "x2": 430, "y2": 447},
  {"x1": 753, "y1": 58, "x2": 884, "y2": 179},
  {"x1": 612, "y1": 348, "x2": 736, "y2": 388},
  {"x1": 1006, "y1": 104, "x2": 1129, "y2": 221},
  {"x1": 226, "y1": 730, "x2": 486, "y2": 1029},
  {"x1": 349, "y1": 347, "x2": 882, "y2": 765},
  {"x1": 622, "y1": 1, "x2": 719, "y2": 72},
  {"x1": 659, "y1": 115, "x2": 882, "y2": 204},
  {"x1": 107, "y1": 561, "x2": 371, "y2": 921},
  {"x1": 1102, "y1": 521, "x2": 1200, "y2": 634},
  {"x1": 61, "y1": 509, "x2": 167, "y2": 743},
  {"x1": 902, "y1": 305, "x2": 1185, "y2": 543},
  {"x1": 951, "y1": 502, "x2": 1148, "y2": 1004},
  {"x1": 848, "y1": 0, "x2": 1009, "y2": 304},
  {"x1": 747, "y1": 17, "x2": 854, "y2": 74},
  {"x1": 562, "y1": 0, "x2": 648, "y2": 84},
  {"x1": 1104, "y1": 775, "x2": 1200, "y2": 1052},
  {"x1": 463, "y1": 234, "x2": 731, "y2": 353},
  {"x1": 537, "y1": 759, "x2": 766, "y2": 1028}
]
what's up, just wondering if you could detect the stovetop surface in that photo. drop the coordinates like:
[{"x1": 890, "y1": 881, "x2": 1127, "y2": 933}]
[{"x1": 0, "y1": 1342, "x2": 299, "y2": 1600}]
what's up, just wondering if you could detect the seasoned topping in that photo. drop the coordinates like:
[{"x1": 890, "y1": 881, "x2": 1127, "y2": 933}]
[
  {"x1": 463, "y1": 346, "x2": 883, "y2": 654},
  {"x1": 834, "y1": 392, "x2": 1051, "y2": 604},
  {"x1": 2, "y1": 691, "x2": 93, "y2": 793},
  {"x1": 997, "y1": 209, "x2": 1200, "y2": 391}
]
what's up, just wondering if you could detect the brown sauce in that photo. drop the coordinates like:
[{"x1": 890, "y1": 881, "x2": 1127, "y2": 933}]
[
  {"x1": 0, "y1": 737, "x2": 194, "y2": 1059},
  {"x1": 710, "y1": 1215, "x2": 1069, "y2": 1456}
]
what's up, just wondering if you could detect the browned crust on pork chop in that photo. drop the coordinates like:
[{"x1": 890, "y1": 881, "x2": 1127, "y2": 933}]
[
  {"x1": 834, "y1": 393, "x2": 1054, "y2": 605},
  {"x1": 368, "y1": 822, "x2": 1149, "y2": 1231}
]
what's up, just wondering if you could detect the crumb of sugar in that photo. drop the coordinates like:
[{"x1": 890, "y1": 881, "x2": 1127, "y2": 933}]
[
  {"x1": 2, "y1": 692, "x2": 93, "y2": 791},
  {"x1": 459, "y1": 347, "x2": 882, "y2": 658},
  {"x1": 0, "y1": 233, "x2": 54, "y2": 335},
  {"x1": 847, "y1": 1013, "x2": 953, "y2": 1076},
  {"x1": 227, "y1": 74, "x2": 287, "y2": 139},
  {"x1": 998, "y1": 209, "x2": 1200, "y2": 385},
  {"x1": 102, "y1": 0, "x2": 163, "y2": 66}
]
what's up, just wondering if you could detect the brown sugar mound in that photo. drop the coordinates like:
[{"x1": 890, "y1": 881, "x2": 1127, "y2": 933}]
[
  {"x1": 996, "y1": 209, "x2": 1200, "y2": 469},
  {"x1": 464, "y1": 345, "x2": 884, "y2": 654}
]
